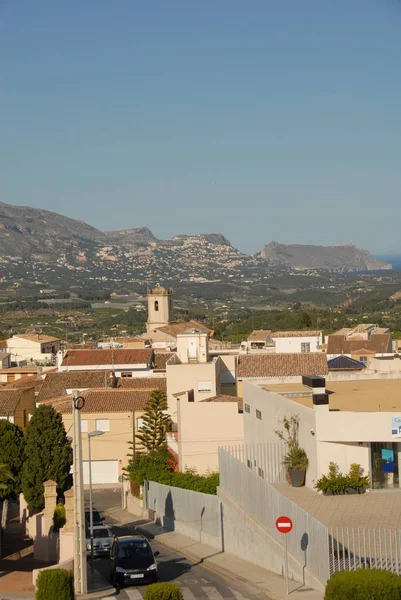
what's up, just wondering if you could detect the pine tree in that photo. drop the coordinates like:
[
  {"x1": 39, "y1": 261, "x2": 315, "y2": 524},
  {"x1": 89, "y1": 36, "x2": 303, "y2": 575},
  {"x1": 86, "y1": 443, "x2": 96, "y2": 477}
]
[
  {"x1": 0, "y1": 420, "x2": 25, "y2": 528},
  {"x1": 135, "y1": 389, "x2": 171, "y2": 453},
  {"x1": 22, "y1": 405, "x2": 73, "y2": 510}
]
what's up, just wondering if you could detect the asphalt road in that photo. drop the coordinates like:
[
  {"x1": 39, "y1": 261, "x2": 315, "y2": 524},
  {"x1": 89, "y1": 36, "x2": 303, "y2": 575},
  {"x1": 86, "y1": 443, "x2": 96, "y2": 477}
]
[{"x1": 85, "y1": 487, "x2": 267, "y2": 600}]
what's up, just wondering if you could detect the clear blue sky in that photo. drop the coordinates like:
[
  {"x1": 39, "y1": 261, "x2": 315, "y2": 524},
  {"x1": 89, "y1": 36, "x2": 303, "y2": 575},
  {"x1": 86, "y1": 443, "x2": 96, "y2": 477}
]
[{"x1": 1, "y1": 0, "x2": 401, "y2": 254}]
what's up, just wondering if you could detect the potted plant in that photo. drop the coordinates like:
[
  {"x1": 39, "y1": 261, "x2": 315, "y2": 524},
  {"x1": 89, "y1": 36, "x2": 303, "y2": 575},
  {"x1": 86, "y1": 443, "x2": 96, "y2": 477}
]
[
  {"x1": 283, "y1": 446, "x2": 309, "y2": 487},
  {"x1": 315, "y1": 462, "x2": 348, "y2": 495},
  {"x1": 345, "y1": 463, "x2": 369, "y2": 495},
  {"x1": 275, "y1": 415, "x2": 309, "y2": 487}
]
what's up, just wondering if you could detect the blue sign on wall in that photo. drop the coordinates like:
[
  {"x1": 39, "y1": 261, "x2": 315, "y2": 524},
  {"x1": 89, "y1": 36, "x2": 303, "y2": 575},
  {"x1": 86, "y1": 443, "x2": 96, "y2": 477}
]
[{"x1": 391, "y1": 417, "x2": 401, "y2": 438}]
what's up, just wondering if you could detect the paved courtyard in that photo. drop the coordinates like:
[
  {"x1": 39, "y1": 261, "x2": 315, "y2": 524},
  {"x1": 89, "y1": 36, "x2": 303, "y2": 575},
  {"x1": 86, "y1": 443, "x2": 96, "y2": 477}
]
[{"x1": 275, "y1": 484, "x2": 401, "y2": 529}]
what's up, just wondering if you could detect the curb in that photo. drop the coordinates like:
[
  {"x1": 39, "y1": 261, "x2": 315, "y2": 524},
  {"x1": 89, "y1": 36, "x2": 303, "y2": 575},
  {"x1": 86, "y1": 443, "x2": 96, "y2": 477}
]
[
  {"x1": 77, "y1": 585, "x2": 117, "y2": 600},
  {"x1": 133, "y1": 524, "x2": 273, "y2": 600}
]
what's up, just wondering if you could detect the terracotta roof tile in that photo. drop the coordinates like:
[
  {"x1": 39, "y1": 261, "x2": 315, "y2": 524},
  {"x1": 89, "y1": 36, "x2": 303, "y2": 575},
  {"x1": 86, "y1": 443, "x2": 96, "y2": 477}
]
[
  {"x1": 237, "y1": 353, "x2": 328, "y2": 378},
  {"x1": 200, "y1": 394, "x2": 243, "y2": 412},
  {"x1": 117, "y1": 377, "x2": 166, "y2": 391},
  {"x1": 247, "y1": 330, "x2": 271, "y2": 342},
  {"x1": 42, "y1": 389, "x2": 153, "y2": 414},
  {"x1": 37, "y1": 370, "x2": 114, "y2": 402},
  {"x1": 61, "y1": 348, "x2": 154, "y2": 367},
  {"x1": 271, "y1": 330, "x2": 321, "y2": 338},
  {"x1": 153, "y1": 353, "x2": 174, "y2": 370},
  {"x1": 6, "y1": 375, "x2": 45, "y2": 394},
  {"x1": 0, "y1": 389, "x2": 22, "y2": 415},
  {"x1": 155, "y1": 321, "x2": 210, "y2": 338},
  {"x1": 327, "y1": 333, "x2": 392, "y2": 355},
  {"x1": 12, "y1": 334, "x2": 61, "y2": 344}
]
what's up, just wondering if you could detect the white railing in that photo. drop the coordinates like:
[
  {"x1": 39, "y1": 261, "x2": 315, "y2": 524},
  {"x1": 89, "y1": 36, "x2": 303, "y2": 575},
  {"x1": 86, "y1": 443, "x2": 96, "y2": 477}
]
[
  {"x1": 223, "y1": 441, "x2": 287, "y2": 484},
  {"x1": 329, "y1": 526, "x2": 401, "y2": 575},
  {"x1": 219, "y1": 447, "x2": 331, "y2": 584}
]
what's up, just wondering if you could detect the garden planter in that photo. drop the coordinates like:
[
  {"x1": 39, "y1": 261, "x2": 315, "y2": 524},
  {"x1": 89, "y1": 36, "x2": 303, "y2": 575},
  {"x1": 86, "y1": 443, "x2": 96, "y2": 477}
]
[
  {"x1": 323, "y1": 490, "x2": 334, "y2": 496},
  {"x1": 345, "y1": 487, "x2": 358, "y2": 495},
  {"x1": 288, "y1": 469, "x2": 306, "y2": 487}
]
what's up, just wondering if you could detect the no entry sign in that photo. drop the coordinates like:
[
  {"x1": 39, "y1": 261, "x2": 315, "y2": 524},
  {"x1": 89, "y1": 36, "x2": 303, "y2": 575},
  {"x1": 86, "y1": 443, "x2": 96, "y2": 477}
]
[{"x1": 276, "y1": 516, "x2": 293, "y2": 534}]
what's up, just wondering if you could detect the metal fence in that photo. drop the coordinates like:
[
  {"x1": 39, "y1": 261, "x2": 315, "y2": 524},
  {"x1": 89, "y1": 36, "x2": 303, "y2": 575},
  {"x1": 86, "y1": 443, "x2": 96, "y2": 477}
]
[
  {"x1": 329, "y1": 526, "x2": 401, "y2": 575},
  {"x1": 223, "y1": 441, "x2": 287, "y2": 484},
  {"x1": 219, "y1": 447, "x2": 331, "y2": 583}
]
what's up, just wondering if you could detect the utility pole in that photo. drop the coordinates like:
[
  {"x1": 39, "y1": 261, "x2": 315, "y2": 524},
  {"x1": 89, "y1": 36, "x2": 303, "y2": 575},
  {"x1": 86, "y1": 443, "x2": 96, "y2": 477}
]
[{"x1": 72, "y1": 390, "x2": 87, "y2": 594}]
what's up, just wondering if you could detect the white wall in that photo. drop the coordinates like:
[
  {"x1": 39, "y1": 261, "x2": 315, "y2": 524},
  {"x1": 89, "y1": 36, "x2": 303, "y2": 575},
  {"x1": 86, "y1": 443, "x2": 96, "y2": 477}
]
[
  {"x1": 316, "y1": 441, "x2": 370, "y2": 484},
  {"x1": 243, "y1": 381, "x2": 318, "y2": 487},
  {"x1": 166, "y1": 359, "x2": 220, "y2": 418},
  {"x1": 273, "y1": 334, "x2": 322, "y2": 354}
]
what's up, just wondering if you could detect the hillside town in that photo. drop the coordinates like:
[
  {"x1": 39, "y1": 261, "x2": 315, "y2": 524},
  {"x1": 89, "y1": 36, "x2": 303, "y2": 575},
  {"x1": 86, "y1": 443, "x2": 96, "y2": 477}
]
[{"x1": 2, "y1": 284, "x2": 401, "y2": 598}]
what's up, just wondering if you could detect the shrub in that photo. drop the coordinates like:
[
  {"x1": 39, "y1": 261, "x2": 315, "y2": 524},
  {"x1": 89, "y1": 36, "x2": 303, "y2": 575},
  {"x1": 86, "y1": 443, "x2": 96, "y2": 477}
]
[
  {"x1": 36, "y1": 568, "x2": 74, "y2": 600},
  {"x1": 144, "y1": 582, "x2": 183, "y2": 600},
  {"x1": 316, "y1": 462, "x2": 369, "y2": 495},
  {"x1": 53, "y1": 503, "x2": 66, "y2": 532},
  {"x1": 324, "y1": 569, "x2": 401, "y2": 599}
]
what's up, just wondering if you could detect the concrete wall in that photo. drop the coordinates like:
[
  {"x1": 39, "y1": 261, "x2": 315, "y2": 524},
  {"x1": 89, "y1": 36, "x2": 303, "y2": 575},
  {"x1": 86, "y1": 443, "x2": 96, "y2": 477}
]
[
  {"x1": 317, "y1": 441, "x2": 370, "y2": 482},
  {"x1": 59, "y1": 530, "x2": 74, "y2": 563},
  {"x1": 316, "y1": 409, "x2": 401, "y2": 443},
  {"x1": 166, "y1": 359, "x2": 220, "y2": 418},
  {"x1": 218, "y1": 354, "x2": 237, "y2": 396},
  {"x1": 243, "y1": 381, "x2": 318, "y2": 488},
  {"x1": 219, "y1": 487, "x2": 324, "y2": 592},
  {"x1": 147, "y1": 481, "x2": 223, "y2": 550},
  {"x1": 177, "y1": 396, "x2": 244, "y2": 473}
]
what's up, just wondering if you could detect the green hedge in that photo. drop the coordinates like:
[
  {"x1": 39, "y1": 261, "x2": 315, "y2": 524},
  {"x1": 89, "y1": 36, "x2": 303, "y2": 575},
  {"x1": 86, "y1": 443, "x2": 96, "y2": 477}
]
[
  {"x1": 53, "y1": 503, "x2": 66, "y2": 532},
  {"x1": 36, "y1": 569, "x2": 74, "y2": 600},
  {"x1": 144, "y1": 582, "x2": 183, "y2": 600},
  {"x1": 324, "y1": 569, "x2": 401, "y2": 599},
  {"x1": 127, "y1": 448, "x2": 219, "y2": 495}
]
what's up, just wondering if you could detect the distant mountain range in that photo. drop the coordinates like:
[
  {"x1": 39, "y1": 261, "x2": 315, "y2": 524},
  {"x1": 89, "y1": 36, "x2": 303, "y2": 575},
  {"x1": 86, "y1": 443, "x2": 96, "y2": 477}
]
[{"x1": 0, "y1": 202, "x2": 392, "y2": 292}]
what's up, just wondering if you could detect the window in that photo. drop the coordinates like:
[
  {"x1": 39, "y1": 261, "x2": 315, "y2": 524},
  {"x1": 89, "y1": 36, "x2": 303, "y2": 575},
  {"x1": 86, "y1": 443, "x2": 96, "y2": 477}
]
[
  {"x1": 81, "y1": 419, "x2": 88, "y2": 433},
  {"x1": 301, "y1": 343, "x2": 311, "y2": 353},
  {"x1": 359, "y1": 356, "x2": 368, "y2": 364},
  {"x1": 244, "y1": 403, "x2": 250, "y2": 414},
  {"x1": 197, "y1": 380, "x2": 212, "y2": 393},
  {"x1": 154, "y1": 300, "x2": 159, "y2": 312},
  {"x1": 256, "y1": 409, "x2": 262, "y2": 420},
  {"x1": 258, "y1": 467, "x2": 265, "y2": 479},
  {"x1": 137, "y1": 418, "x2": 144, "y2": 430},
  {"x1": 247, "y1": 459, "x2": 252, "y2": 469},
  {"x1": 121, "y1": 372, "x2": 132, "y2": 377},
  {"x1": 95, "y1": 419, "x2": 109, "y2": 432}
]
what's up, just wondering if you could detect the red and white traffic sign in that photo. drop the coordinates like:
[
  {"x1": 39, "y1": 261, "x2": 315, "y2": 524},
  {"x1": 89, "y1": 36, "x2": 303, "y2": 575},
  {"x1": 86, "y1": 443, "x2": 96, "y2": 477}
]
[{"x1": 276, "y1": 516, "x2": 293, "y2": 534}]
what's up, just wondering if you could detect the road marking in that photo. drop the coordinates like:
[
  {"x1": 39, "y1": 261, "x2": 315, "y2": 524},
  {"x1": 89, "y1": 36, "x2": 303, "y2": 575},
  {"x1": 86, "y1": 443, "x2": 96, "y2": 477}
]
[
  {"x1": 202, "y1": 587, "x2": 225, "y2": 599},
  {"x1": 228, "y1": 588, "x2": 249, "y2": 599},
  {"x1": 181, "y1": 588, "x2": 197, "y2": 600},
  {"x1": 125, "y1": 589, "x2": 143, "y2": 599}
]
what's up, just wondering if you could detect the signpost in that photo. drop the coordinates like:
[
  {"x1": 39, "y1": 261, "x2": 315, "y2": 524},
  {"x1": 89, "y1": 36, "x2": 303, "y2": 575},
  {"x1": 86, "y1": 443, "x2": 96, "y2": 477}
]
[{"x1": 276, "y1": 516, "x2": 293, "y2": 595}]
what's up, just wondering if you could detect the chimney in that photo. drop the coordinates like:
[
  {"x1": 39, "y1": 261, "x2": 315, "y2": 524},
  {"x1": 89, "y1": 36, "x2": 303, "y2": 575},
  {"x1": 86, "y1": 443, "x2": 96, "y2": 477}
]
[
  {"x1": 56, "y1": 350, "x2": 63, "y2": 371},
  {"x1": 302, "y1": 375, "x2": 328, "y2": 410}
]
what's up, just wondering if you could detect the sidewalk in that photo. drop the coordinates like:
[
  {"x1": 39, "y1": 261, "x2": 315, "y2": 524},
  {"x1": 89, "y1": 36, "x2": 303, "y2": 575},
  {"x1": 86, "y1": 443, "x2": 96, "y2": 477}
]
[{"x1": 106, "y1": 506, "x2": 324, "y2": 600}]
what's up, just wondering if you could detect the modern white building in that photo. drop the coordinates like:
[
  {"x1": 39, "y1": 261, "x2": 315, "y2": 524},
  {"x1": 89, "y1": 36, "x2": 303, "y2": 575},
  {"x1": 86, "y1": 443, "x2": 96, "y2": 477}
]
[
  {"x1": 270, "y1": 331, "x2": 322, "y2": 354},
  {"x1": 243, "y1": 376, "x2": 401, "y2": 491},
  {"x1": 6, "y1": 334, "x2": 61, "y2": 366}
]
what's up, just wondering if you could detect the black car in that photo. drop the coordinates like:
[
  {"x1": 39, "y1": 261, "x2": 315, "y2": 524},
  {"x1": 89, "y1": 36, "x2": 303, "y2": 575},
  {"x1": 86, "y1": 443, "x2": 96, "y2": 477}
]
[
  {"x1": 110, "y1": 534, "x2": 160, "y2": 587},
  {"x1": 85, "y1": 509, "x2": 103, "y2": 527}
]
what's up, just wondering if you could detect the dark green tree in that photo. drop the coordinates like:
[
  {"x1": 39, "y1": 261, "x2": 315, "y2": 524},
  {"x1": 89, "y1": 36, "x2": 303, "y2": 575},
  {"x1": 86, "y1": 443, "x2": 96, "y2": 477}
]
[
  {"x1": 135, "y1": 390, "x2": 170, "y2": 453},
  {"x1": 0, "y1": 420, "x2": 25, "y2": 528},
  {"x1": 22, "y1": 405, "x2": 72, "y2": 510}
]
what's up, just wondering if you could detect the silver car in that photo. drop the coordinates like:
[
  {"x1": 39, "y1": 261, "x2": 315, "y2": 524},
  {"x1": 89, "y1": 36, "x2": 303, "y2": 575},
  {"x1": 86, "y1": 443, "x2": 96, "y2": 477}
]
[{"x1": 86, "y1": 525, "x2": 114, "y2": 558}]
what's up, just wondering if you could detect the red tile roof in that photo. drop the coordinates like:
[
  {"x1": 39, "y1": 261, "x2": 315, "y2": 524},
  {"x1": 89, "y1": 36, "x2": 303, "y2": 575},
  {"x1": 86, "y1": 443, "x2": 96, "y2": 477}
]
[
  {"x1": 155, "y1": 321, "x2": 210, "y2": 338},
  {"x1": 153, "y1": 352, "x2": 174, "y2": 370},
  {"x1": 42, "y1": 389, "x2": 152, "y2": 414},
  {"x1": 0, "y1": 389, "x2": 23, "y2": 415},
  {"x1": 247, "y1": 330, "x2": 271, "y2": 342},
  {"x1": 117, "y1": 377, "x2": 166, "y2": 391},
  {"x1": 237, "y1": 353, "x2": 328, "y2": 378},
  {"x1": 61, "y1": 348, "x2": 154, "y2": 367},
  {"x1": 37, "y1": 370, "x2": 114, "y2": 402},
  {"x1": 327, "y1": 334, "x2": 392, "y2": 355},
  {"x1": 200, "y1": 394, "x2": 243, "y2": 412},
  {"x1": 271, "y1": 330, "x2": 321, "y2": 338}
]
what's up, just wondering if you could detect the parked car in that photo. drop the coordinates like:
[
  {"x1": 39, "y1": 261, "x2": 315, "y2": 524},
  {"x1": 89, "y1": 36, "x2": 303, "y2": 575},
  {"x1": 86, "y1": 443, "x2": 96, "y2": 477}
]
[
  {"x1": 86, "y1": 525, "x2": 114, "y2": 558},
  {"x1": 85, "y1": 509, "x2": 103, "y2": 527},
  {"x1": 109, "y1": 534, "x2": 160, "y2": 587}
]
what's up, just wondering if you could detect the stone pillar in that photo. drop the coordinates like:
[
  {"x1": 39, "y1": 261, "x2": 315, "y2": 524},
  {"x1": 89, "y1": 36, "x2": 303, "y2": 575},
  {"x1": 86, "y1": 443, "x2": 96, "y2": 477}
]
[
  {"x1": 63, "y1": 488, "x2": 74, "y2": 533},
  {"x1": 43, "y1": 480, "x2": 57, "y2": 519}
]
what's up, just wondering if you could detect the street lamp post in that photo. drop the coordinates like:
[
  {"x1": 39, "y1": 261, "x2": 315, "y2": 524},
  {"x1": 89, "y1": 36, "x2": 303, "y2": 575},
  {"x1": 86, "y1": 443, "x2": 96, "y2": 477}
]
[{"x1": 88, "y1": 430, "x2": 105, "y2": 572}]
